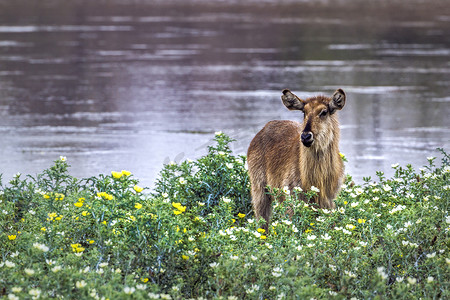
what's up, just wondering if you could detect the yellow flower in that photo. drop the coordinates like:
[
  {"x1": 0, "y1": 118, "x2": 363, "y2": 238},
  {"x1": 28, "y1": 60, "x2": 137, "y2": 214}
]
[
  {"x1": 358, "y1": 218, "x2": 366, "y2": 224},
  {"x1": 305, "y1": 229, "x2": 312, "y2": 233},
  {"x1": 111, "y1": 171, "x2": 123, "y2": 179},
  {"x1": 257, "y1": 228, "x2": 266, "y2": 234},
  {"x1": 346, "y1": 224, "x2": 356, "y2": 230},
  {"x1": 182, "y1": 255, "x2": 189, "y2": 260},
  {"x1": 101, "y1": 220, "x2": 107, "y2": 225},
  {"x1": 238, "y1": 213, "x2": 246, "y2": 218},
  {"x1": 344, "y1": 201, "x2": 348, "y2": 205},
  {"x1": 121, "y1": 170, "x2": 131, "y2": 176},
  {"x1": 71, "y1": 243, "x2": 85, "y2": 253},
  {"x1": 74, "y1": 202, "x2": 83, "y2": 208},
  {"x1": 231, "y1": 219, "x2": 236, "y2": 223},
  {"x1": 8, "y1": 235, "x2": 17, "y2": 240},
  {"x1": 129, "y1": 215, "x2": 136, "y2": 222},
  {"x1": 41, "y1": 227, "x2": 47, "y2": 232},
  {"x1": 55, "y1": 215, "x2": 63, "y2": 221},
  {"x1": 82, "y1": 211, "x2": 89, "y2": 216},
  {"x1": 141, "y1": 278, "x2": 149, "y2": 283},
  {"x1": 43, "y1": 194, "x2": 50, "y2": 199},
  {"x1": 174, "y1": 210, "x2": 182, "y2": 215},
  {"x1": 47, "y1": 212, "x2": 58, "y2": 221},
  {"x1": 88, "y1": 240, "x2": 95, "y2": 244},
  {"x1": 260, "y1": 235, "x2": 267, "y2": 240},
  {"x1": 134, "y1": 185, "x2": 144, "y2": 193},
  {"x1": 78, "y1": 197, "x2": 85, "y2": 203},
  {"x1": 135, "y1": 203, "x2": 143, "y2": 209},
  {"x1": 97, "y1": 192, "x2": 113, "y2": 200},
  {"x1": 55, "y1": 193, "x2": 65, "y2": 201},
  {"x1": 172, "y1": 202, "x2": 186, "y2": 213}
]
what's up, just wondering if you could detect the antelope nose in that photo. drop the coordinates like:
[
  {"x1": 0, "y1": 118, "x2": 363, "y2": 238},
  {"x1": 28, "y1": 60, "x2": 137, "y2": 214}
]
[{"x1": 301, "y1": 132, "x2": 313, "y2": 142}]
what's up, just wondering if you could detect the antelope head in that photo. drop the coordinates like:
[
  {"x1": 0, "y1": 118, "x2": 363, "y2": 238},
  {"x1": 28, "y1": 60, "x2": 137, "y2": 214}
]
[{"x1": 281, "y1": 89, "x2": 346, "y2": 149}]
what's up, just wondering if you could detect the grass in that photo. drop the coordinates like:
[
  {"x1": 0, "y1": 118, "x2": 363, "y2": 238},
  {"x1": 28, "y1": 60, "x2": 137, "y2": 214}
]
[{"x1": 0, "y1": 132, "x2": 449, "y2": 299}]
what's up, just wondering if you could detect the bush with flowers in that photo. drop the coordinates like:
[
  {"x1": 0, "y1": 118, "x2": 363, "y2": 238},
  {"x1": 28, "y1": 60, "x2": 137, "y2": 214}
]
[{"x1": 0, "y1": 132, "x2": 448, "y2": 299}]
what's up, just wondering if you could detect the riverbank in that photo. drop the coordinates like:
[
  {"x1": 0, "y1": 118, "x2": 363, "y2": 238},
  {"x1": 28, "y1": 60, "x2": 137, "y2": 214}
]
[{"x1": 1, "y1": 133, "x2": 448, "y2": 299}]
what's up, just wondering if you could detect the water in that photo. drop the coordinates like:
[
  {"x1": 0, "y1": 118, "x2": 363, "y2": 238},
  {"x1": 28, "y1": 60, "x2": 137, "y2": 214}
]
[{"x1": 0, "y1": 0, "x2": 449, "y2": 187}]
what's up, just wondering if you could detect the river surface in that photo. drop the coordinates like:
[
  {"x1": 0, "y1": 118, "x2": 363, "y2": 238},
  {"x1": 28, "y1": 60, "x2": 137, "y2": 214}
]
[{"x1": 0, "y1": 0, "x2": 449, "y2": 187}]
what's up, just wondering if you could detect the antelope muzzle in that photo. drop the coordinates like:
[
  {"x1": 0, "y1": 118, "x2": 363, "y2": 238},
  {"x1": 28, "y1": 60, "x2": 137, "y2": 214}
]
[{"x1": 301, "y1": 131, "x2": 314, "y2": 147}]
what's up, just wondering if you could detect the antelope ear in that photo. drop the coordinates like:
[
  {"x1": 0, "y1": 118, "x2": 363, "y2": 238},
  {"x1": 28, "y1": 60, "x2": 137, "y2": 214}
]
[
  {"x1": 281, "y1": 89, "x2": 305, "y2": 111},
  {"x1": 329, "y1": 89, "x2": 346, "y2": 114}
]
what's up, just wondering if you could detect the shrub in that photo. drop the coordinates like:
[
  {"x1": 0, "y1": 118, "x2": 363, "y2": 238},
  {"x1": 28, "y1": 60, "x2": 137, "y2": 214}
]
[{"x1": 0, "y1": 136, "x2": 448, "y2": 299}]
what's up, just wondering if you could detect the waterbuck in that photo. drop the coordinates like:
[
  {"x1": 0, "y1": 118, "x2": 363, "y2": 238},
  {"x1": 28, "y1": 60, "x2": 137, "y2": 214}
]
[{"x1": 247, "y1": 89, "x2": 346, "y2": 228}]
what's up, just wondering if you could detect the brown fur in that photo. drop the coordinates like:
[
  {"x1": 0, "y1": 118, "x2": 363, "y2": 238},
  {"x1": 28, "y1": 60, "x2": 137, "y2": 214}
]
[{"x1": 247, "y1": 89, "x2": 346, "y2": 228}]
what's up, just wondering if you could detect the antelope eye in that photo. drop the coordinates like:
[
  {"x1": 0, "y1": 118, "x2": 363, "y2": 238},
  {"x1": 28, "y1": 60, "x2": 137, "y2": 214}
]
[{"x1": 319, "y1": 110, "x2": 328, "y2": 117}]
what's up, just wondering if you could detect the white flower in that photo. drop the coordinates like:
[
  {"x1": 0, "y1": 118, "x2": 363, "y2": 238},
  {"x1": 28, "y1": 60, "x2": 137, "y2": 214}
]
[
  {"x1": 11, "y1": 287, "x2": 22, "y2": 293},
  {"x1": 426, "y1": 252, "x2": 436, "y2": 258},
  {"x1": 350, "y1": 202, "x2": 359, "y2": 208},
  {"x1": 160, "y1": 294, "x2": 172, "y2": 300},
  {"x1": 124, "y1": 286, "x2": 136, "y2": 294},
  {"x1": 345, "y1": 224, "x2": 355, "y2": 230},
  {"x1": 60, "y1": 156, "x2": 67, "y2": 162},
  {"x1": 307, "y1": 243, "x2": 314, "y2": 248},
  {"x1": 377, "y1": 267, "x2": 388, "y2": 280},
  {"x1": 427, "y1": 276, "x2": 434, "y2": 283},
  {"x1": 296, "y1": 245, "x2": 303, "y2": 251},
  {"x1": 76, "y1": 280, "x2": 87, "y2": 288},
  {"x1": 329, "y1": 264, "x2": 337, "y2": 271},
  {"x1": 343, "y1": 229, "x2": 352, "y2": 235},
  {"x1": 391, "y1": 163, "x2": 399, "y2": 168},
  {"x1": 355, "y1": 188, "x2": 364, "y2": 195},
  {"x1": 383, "y1": 184, "x2": 392, "y2": 192},
  {"x1": 32, "y1": 243, "x2": 49, "y2": 252},
  {"x1": 209, "y1": 262, "x2": 219, "y2": 268},
  {"x1": 272, "y1": 267, "x2": 283, "y2": 277},
  {"x1": 310, "y1": 186, "x2": 320, "y2": 193},
  {"x1": 24, "y1": 268, "x2": 35, "y2": 276},
  {"x1": 307, "y1": 235, "x2": 316, "y2": 240},
  {"x1": 230, "y1": 255, "x2": 239, "y2": 260},
  {"x1": 407, "y1": 277, "x2": 417, "y2": 285},
  {"x1": 344, "y1": 270, "x2": 357, "y2": 278},
  {"x1": 215, "y1": 131, "x2": 223, "y2": 136},
  {"x1": 427, "y1": 156, "x2": 435, "y2": 161},
  {"x1": 226, "y1": 163, "x2": 233, "y2": 169},
  {"x1": 148, "y1": 292, "x2": 160, "y2": 299},
  {"x1": 52, "y1": 266, "x2": 62, "y2": 273},
  {"x1": 250, "y1": 255, "x2": 258, "y2": 261},
  {"x1": 293, "y1": 186, "x2": 303, "y2": 192},
  {"x1": 321, "y1": 233, "x2": 331, "y2": 241},
  {"x1": 28, "y1": 289, "x2": 41, "y2": 298},
  {"x1": 99, "y1": 262, "x2": 108, "y2": 268},
  {"x1": 329, "y1": 291, "x2": 338, "y2": 296},
  {"x1": 222, "y1": 197, "x2": 231, "y2": 203},
  {"x1": 178, "y1": 177, "x2": 186, "y2": 184},
  {"x1": 396, "y1": 277, "x2": 404, "y2": 282},
  {"x1": 404, "y1": 221, "x2": 412, "y2": 228},
  {"x1": 5, "y1": 260, "x2": 15, "y2": 268},
  {"x1": 282, "y1": 186, "x2": 290, "y2": 195},
  {"x1": 359, "y1": 241, "x2": 368, "y2": 247},
  {"x1": 8, "y1": 294, "x2": 19, "y2": 300}
]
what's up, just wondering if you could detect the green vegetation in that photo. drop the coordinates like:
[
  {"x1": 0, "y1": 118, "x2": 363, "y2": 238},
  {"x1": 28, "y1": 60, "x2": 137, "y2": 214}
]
[{"x1": 1, "y1": 133, "x2": 449, "y2": 299}]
